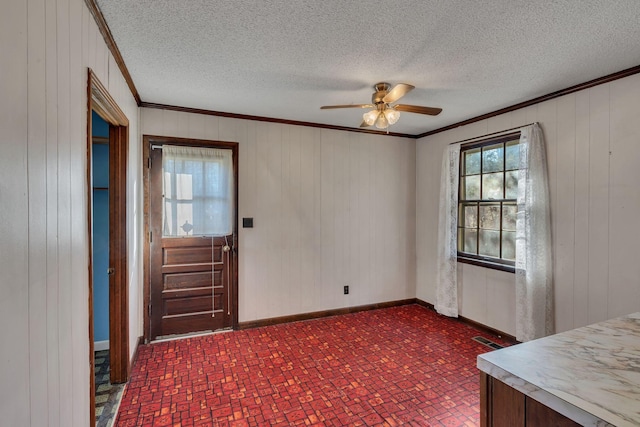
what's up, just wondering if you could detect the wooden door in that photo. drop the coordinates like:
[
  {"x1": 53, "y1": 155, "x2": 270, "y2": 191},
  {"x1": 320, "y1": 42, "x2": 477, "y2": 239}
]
[{"x1": 148, "y1": 144, "x2": 235, "y2": 340}]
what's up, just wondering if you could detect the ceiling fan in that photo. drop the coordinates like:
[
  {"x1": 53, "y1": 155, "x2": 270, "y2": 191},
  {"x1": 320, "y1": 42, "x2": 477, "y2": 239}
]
[{"x1": 321, "y1": 82, "x2": 442, "y2": 130}]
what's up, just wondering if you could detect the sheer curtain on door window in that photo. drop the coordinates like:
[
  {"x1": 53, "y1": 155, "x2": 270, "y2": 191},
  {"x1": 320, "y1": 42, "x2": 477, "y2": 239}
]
[{"x1": 162, "y1": 145, "x2": 233, "y2": 237}]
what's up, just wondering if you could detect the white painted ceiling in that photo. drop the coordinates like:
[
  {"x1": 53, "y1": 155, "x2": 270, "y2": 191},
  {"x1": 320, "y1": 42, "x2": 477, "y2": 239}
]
[{"x1": 97, "y1": 0, "x2": 640, "y2": 135}]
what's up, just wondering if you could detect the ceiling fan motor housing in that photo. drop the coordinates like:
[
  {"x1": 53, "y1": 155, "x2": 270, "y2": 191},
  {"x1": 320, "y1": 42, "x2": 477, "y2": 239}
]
[{"x1": 372, "y1": 82, "x2": 391, "y2": 104}]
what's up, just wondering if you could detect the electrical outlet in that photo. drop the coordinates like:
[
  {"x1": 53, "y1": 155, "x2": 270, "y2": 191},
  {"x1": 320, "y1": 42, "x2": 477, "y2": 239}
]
[{"x1": 344, "y1": 285, "x2": 349, "y2": 295}]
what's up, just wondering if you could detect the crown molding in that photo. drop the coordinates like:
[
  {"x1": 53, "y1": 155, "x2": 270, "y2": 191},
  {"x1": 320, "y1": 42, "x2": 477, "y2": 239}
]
[
  {"x1": 140, "y1": 102, "x2": 415, "y2": 138},
  {"x1": 84, "y1": 0, "x2": 141, "y2": 106},
  {"x1": 416, "y1": 64, "x2": 640, "y2": 139}
]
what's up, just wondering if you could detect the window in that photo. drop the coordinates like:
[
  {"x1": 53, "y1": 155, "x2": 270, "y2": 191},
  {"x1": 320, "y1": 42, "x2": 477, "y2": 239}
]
[
  {"x1": 162, "y1": 145, "x2": 234, "y2": 237},
  {"x1": 457, "y1": 133, "x2": 520, "y2": 271}
]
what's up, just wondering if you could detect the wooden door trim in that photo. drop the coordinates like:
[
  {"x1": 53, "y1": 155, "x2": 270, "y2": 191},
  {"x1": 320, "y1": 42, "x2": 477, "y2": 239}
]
[
  {"x1": 142, "y1": 134, "x2": 240, "y2": 342},
  {"x1": 87, "y1": 68, "x2": 129, "y2": 426},
  {"x1": 108, "y1": 124, "x2": 129, "y2": 383}
]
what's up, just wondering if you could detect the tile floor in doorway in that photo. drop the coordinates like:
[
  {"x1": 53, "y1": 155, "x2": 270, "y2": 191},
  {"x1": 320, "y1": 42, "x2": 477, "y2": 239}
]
[
  {"x1": 115, "y1": 305, "x2": 511, "y2": 426},
  {"x1": 95, "y1": 349, "x2": 126, "y2": 426}
]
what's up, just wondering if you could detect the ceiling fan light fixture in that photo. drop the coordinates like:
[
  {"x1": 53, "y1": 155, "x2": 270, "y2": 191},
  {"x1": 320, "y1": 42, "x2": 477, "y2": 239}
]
[
  {"x1": 384, "y1": 107, "x2": 400, "y2": 125},
  {"x1": 363, "y1": 109, "x2": 379, "y2": 126},
  {"x1": 322, "y1": 82, "x2": 441, "y2": 130},
  {"x1": 375, "y1": 112, "x2": 389, "y2": 129}
]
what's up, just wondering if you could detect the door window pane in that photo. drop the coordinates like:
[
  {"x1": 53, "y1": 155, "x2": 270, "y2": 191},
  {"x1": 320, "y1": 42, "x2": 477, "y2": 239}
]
[{"x1": 162, "y1": 145, "x2": 234, "y2": 237}]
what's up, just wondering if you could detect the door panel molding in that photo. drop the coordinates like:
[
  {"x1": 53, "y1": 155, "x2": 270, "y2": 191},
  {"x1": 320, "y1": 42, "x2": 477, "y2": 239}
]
[{"x1": 143, "y1": 135, "x2": 239, "y2": 342}]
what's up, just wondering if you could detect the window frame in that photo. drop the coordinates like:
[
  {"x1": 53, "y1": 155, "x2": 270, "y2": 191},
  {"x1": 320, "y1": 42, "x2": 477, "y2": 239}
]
[{"x1": 456, "y1": 132, "x2": 520, "y2": 273}]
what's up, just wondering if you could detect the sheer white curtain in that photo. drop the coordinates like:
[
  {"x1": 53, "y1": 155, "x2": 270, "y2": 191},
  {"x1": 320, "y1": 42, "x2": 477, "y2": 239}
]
[
  {"x1": 436, "y1": 144, "x2": 461, "y2": 317},
  {"x1": 162, "y1": 145, "x2": 233, "y2": 237},
  {"x1": 516, "y1": 124, "x2": 553, "y2": 341}
]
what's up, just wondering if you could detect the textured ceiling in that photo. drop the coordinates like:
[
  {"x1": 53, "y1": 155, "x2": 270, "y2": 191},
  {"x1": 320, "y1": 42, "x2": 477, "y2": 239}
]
[{"x1": 97, "y1": 0, "x2": 640, "y2": 135}]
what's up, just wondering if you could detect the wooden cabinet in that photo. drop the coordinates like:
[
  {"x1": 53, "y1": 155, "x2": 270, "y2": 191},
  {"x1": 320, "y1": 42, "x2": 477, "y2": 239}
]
[{"x1": 480, "y1": 372, "x2": 580, "y2": 427}]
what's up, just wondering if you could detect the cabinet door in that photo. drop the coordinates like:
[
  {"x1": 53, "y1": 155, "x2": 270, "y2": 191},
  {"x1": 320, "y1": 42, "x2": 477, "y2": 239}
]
[
  {"x1": 480, "y1": 372, "x2": 525, "y2": 427},
  {"x1": 480, "y1": 373, "x2": 581, "y2": 427},
  {"x1": 526, "y1": 396, "x2": 580, "y2": 427},
  {"x1": 492, "y1": 376, "x2": 525, "y2": 426}
]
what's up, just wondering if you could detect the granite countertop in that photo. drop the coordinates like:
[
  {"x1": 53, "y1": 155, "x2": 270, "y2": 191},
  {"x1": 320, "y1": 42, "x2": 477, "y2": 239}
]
[{"x1": 477, "y1": 312, "x2": 640, "y2": 427}]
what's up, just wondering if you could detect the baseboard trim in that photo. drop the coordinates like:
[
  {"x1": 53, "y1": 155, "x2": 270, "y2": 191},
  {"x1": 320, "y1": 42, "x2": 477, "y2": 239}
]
[
  {"x1": 94, "y1": 340, "x2": 109, "y2": 351},
  {"x1": 238, "y1": 299, "x2": 417, "y2": 330},
  {"x1": 414, "y1": 299, "x2": 518, "y2": 344},
  {"x1": 459, "y1": 314, "x2": 518, "y2": 344},
  {"x1": 414, "y1": 299, "x2": 435, "y2": 310},
  {"x1": 130, "y1": 336, "x2": 143, "y2": 370},
  {"x1": 237, "y1": 298, "x2": 517, "y2": 344}
]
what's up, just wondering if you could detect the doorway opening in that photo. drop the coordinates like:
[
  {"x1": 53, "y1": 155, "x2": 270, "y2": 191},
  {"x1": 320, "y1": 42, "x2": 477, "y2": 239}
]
[
  {"x1": 143, "y1": 135, "x2": 239, "y2": 342},
  {"x1": 91, "y1": 112, "x2": 124, "y2": 425},
  {"x1": 87, "y1": 69, "x2": 129, "y2": 426}
]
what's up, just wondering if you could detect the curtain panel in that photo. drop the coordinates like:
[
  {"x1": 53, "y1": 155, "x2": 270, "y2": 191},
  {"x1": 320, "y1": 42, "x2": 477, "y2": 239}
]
[
  {"x1": 516, "y1": 124, "x2": 554, "y2": 341},
  {"x1": 435, "y1": 144, "x2": 461, "y2": 317}
]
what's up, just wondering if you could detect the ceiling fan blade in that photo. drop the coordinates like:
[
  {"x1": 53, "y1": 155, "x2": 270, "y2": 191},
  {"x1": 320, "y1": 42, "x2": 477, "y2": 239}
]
[
  {"x1": 320, "y1": 104, "x2": 374, "y2": 109},
  {"x1": 359, "y1": 120, "x2": 372, "y2": 128},
  {"x1": 394, "y1": 104, "x2": 442, "y2": 116},
  {"x1": 383, "y1": 83, "x2": 415, "y2": 103}
]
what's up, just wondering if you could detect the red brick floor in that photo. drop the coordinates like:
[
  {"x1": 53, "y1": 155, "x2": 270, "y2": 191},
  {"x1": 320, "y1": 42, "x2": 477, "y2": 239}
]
[{"x1": 116, "y1": 305, "x2": 511, "y2": 427}]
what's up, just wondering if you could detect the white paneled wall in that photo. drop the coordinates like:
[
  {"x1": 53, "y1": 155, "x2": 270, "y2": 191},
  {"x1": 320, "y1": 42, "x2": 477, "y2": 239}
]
[
  {"x1": 0, "y1": 0, "x2": 141, "y2": 425},
  {"x1": 417, "y1": 73, "x2": 640, "y2": 336},
  {"x1": 141, "y1": 109, "x2": 417, "y2": 322}
]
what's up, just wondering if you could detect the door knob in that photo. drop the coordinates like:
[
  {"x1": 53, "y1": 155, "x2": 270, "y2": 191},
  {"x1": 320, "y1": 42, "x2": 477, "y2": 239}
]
[{"x1": 107, "y1": 267, "x2": 115, "y2": 275}]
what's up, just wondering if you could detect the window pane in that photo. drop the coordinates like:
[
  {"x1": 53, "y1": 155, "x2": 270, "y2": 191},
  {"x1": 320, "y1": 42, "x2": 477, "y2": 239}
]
[
  {"x1": 505, "y1": 140, "x2": 520, "y2": 170},
  {"x1": 505, "y1": 170, "x2": 518, "y2": 199},
  {"x1": 482, "y1": 172, "x2": 503, "y2": 199},
  {"x1": 459, "y1": 203, "x2": 478, "y2": 228},
  {"x1": 502, "y1": 231, "x2": 516, "y2": 260},
  {"x1": 479, "y1": 204, "x2": 500, "y2": 230},
  {"x1": 479, "y1": 230, "x2": 500, "y2": 258},
  {"x1": 463, "y1": 229, "x2": 478, "y2": 254},
  {"x1": 502, "y1": 204, "x2": 517, "y2": 231},
  {"x1": 464, "y1": 148, "x2": 481, "y2": 175},
  {"x1": 482, "y1": 144, "x2": 504, "y2": 173},
  {"x1": 461, "y1": 175, "x2": 480, "y2": 200},
  {"x1": 162, "y1": 146, "x2": 234, "y2": 237}
]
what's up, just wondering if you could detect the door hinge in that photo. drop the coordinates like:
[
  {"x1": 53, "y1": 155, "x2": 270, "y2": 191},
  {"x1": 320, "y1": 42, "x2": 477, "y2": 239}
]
[
  {"x1": 147, "y1": 157, "x2": 151, "y2": 168},
  {"x1": 149, "y1": 231, "x2": 152, "y2": 243},
  {"x1": 148, "y1": 304, "x2": 152, "y2": 316}
]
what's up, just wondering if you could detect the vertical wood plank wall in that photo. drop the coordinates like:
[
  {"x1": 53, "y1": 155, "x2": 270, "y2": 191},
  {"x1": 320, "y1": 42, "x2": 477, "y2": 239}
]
[
  {"x1": 2, "y1": 0, "x2": 638, "y2": 424},
  {"x1": 416, "y1": 73, "x2": 640, "y2": 336},
  {"x1": 0, "y1": 0, "x2": 141, "y2": 425},
  {"x1": 141, "y1": 109, "x2": 417, "y2": 322}
]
